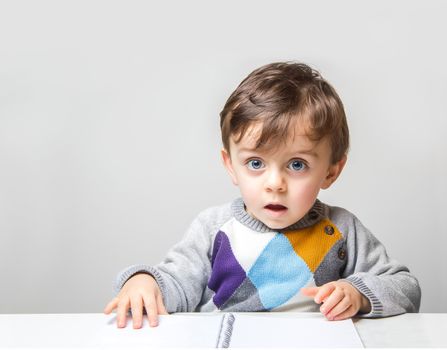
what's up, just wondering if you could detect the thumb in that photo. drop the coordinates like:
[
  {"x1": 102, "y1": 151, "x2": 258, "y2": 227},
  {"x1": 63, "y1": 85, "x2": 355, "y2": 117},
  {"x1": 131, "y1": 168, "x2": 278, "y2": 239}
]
[{"x1": 301, "y1": 286, "x2": 319, "y2": 297}]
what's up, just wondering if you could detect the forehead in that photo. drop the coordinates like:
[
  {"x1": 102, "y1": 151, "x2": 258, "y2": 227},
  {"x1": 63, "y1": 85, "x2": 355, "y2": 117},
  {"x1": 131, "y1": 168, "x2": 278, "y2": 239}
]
[{"x1": 232, "y1": 121, "x2": 320, "y2": 153}]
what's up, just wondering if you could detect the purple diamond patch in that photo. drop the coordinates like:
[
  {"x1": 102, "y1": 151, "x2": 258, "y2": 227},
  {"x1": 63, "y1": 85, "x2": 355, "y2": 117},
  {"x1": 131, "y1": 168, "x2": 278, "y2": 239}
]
[{"x1": 208, "y1": 231, "x2": 246, "y2": 308}]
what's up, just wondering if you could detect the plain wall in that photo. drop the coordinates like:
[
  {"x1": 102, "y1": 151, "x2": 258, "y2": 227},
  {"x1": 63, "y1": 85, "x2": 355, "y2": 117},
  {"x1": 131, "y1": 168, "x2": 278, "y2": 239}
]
[{"x1": 0, "y1": 0, "x2": 446, "y2": 314}]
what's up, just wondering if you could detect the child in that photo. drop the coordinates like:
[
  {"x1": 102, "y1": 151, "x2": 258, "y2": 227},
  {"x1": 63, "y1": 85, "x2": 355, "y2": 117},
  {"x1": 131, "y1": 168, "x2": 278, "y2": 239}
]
[{"x1": 104, "y1": 62, "x2": 421, "y2": 328}]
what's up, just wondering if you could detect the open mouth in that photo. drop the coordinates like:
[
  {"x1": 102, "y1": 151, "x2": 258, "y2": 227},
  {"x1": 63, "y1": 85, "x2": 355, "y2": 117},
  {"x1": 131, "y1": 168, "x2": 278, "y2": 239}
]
[{"x1": 264, "y1": 204, "x2": 288, "y2": 212}]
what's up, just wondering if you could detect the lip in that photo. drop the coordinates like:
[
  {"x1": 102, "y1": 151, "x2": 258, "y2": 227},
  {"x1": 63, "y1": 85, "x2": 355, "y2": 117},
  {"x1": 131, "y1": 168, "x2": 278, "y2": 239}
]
[{"x1": 264, "y1": 203, "x2": 288, "y2": 218}]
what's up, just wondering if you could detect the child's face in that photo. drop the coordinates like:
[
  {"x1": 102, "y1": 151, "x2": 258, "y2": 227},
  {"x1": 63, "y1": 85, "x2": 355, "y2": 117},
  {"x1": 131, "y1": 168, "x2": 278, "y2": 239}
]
[{"x1": 222, "y1": 122, "x2": 346, "y2": 230}]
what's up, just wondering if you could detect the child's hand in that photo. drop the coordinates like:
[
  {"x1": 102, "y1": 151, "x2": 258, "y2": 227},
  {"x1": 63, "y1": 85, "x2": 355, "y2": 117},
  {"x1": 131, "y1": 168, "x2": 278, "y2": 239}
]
[
  {"x1": 103, "y1": 273, "x2": 168, "y2": 328},
  {"x1": 301, "y1": 281, "x2": 371, "y2": 321}
]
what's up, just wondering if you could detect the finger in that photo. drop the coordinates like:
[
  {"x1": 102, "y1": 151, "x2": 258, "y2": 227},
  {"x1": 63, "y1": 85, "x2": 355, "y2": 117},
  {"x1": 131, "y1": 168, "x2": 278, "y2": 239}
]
[
  {"x1": 326, "y1": 295, "x2": 351, "y2": 320},
  {"x1": 130, "y1": 296, "x2": 144, "y2": 329},
  {"x1": 104, "y1": 297, "x2": 119, "y2": 314},
  {"x1": 156, "y1": 292, "x2": 168, "y2": 315},
  {"x1": 320, "y1": 288, "x2": 344, "y2": 316},
  {"x1": 300, "y1": 287, "x2": 319, "y2": 297},
  {"x1": 314, "y1": 283, "x2": 336, "y2": 304},
  {"x1": 143, "y1": 295, "x2": 159, "y2": 327},
  {"x1": 333, "y1": 305, "x2": 357, "y2": 321},
  {"x1": 116, "y1": 298, "x2": 130, "y2": 328}
]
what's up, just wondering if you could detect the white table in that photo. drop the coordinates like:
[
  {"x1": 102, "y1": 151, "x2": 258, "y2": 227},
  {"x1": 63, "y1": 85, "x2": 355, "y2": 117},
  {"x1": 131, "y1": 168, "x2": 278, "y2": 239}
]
[
  {"x1": 353, "y1": 313, "x2": 447, "y2": 347},
  {"x1": 0, "y1": 313, "x2": 445, "y2": 348}
]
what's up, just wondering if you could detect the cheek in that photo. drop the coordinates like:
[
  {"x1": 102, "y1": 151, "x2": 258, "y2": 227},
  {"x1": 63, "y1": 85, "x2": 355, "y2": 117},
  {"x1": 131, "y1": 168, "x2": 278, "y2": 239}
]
[
  {"x1": 289, "y1": 178, "x2": 322, "y2": 203},
  {"x1": 237, "y1": 176, "x2": 260, "y2": 200}
]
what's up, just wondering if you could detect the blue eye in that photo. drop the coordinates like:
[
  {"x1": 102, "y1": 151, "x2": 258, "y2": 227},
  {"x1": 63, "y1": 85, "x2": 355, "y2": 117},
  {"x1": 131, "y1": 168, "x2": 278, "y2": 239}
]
[
  {"x1": 288, "y1": 160, "x2": 306, "y2": 171},
  {"x1": 247, "y1": 159, "x2": 264, "y2": 170}
]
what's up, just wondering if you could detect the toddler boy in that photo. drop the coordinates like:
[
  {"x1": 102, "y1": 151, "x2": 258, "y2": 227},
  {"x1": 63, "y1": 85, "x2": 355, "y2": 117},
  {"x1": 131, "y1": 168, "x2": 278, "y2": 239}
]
[{"x1": 104, "y1": 62, "x2": 421, "y2": 328}]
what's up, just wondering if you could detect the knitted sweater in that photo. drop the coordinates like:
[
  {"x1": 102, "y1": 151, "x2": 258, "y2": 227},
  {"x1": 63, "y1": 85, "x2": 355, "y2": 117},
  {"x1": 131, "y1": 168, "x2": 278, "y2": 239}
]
[{"x1": 115, "y1": 198, "x2": 421, "y2": 317}]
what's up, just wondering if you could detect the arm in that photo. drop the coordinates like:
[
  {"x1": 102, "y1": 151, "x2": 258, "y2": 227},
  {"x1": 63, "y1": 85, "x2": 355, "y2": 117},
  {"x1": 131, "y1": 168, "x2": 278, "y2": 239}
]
[
  {"x1": 302, "y1": 208, "x2": 421, "y2": 320},
  {"x1": 113, "y1": 206, "x2": 228, "y2": 314},
  {"x1": 341, "y1": 213, "x2": 421, "y2": 317}
]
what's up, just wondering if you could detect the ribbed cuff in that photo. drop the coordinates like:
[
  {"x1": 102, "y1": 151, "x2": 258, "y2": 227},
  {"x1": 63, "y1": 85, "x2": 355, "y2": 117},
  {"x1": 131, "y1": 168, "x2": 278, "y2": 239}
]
[
  {"x1": 114, "y1": 264, "x2": 167, "y2": 301},
  {"x1": 344, "y1": 276, "x2": 384, "y2": 317}
]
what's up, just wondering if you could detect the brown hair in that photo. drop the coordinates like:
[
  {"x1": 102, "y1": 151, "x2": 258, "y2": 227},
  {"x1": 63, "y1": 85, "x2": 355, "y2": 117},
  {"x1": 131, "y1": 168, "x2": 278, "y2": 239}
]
[{"x1": 220, "y1": 62, "x2": 349, "y2": 164}]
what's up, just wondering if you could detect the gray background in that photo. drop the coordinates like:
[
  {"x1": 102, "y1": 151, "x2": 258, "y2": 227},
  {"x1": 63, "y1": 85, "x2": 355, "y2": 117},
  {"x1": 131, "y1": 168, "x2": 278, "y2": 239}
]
[{"x1": 1, "y1": 0, "x2": 446, "y2": 314}]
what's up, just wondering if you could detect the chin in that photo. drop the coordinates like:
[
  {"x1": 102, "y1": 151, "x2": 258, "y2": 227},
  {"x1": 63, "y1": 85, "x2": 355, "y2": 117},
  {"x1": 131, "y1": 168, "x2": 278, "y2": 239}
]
[{"x1": 264, "y1": 220, "x2": 289, "y2": 230}]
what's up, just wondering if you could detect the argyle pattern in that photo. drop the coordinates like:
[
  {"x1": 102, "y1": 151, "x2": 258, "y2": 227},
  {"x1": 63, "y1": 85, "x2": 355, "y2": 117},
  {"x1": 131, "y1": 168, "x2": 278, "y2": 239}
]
[{"x1": 207, "y1": 217, "x2": 346, "y2": 311}]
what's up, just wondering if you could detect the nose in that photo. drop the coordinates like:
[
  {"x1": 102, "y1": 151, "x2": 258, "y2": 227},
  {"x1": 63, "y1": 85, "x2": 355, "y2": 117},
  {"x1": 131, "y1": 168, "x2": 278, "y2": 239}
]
[{"x1": 264, "y1": 168, "x2": 287, "y2": 192}]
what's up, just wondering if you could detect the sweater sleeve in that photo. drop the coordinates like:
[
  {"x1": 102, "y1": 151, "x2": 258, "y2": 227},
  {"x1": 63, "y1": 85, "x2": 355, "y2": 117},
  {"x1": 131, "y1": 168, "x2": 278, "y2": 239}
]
[
  {"x1": 336, "y1": 209, "x2": 421, "y2": 318},
  {"x1": 114, "y1": 205, "x2": 230, "y2": 313}
]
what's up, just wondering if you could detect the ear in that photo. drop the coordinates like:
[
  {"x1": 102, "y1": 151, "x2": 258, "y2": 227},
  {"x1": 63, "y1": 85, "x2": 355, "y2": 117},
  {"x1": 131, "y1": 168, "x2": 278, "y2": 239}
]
[
  {"x1": 221, "y1": 148, "x2": 239, "y2": 186},
  {"x1": 321, "y1": 155, "x2": 347, "y2": 190}
]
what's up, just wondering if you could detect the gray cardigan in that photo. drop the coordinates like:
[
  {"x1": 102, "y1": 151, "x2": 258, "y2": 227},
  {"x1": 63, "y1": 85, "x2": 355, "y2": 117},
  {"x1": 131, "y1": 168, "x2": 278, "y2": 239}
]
[{"x1": 115, "y1": 198, "x2": 421, "y2": 317}]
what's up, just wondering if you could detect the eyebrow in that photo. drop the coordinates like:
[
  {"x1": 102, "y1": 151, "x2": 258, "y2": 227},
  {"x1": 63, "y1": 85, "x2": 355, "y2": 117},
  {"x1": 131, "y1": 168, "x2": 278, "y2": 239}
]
[
  {"x1": 237, "y1": 147, "x2": 257, "y2": 153},
  {"x1": 237, "y1": 147, "x2": 319, "y2": 159},
  {"x1": 292, "y1": 149, "x2": 319, "y2": 158}
]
